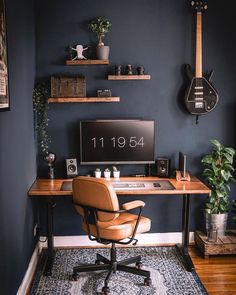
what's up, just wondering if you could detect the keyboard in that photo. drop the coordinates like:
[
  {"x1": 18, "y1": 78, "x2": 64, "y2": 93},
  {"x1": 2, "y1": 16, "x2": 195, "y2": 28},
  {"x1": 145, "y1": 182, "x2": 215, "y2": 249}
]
[{"x1": 112, "y1": 180, "x2": 173, "y2": 190}]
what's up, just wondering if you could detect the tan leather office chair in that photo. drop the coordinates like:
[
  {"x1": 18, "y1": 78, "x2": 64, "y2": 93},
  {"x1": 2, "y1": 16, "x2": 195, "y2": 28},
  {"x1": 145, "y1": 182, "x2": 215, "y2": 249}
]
[{"x1": 72, "y1": 176, "x2": 152, "y2": 294}]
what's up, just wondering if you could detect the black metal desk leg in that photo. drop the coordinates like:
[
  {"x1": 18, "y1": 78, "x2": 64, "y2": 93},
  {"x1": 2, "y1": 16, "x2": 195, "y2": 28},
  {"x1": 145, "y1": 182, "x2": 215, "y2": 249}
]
[
  {"x1": 44, "y1": 198, "x2": 55, "y2": 276},
  {"x1": 176, "y1": 194, "x2": 195, "y2": 272}
]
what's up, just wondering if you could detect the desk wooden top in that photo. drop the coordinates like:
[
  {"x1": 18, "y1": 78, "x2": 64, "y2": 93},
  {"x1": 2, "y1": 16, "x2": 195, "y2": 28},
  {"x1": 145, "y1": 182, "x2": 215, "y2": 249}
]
[{"x1": 28, "y1": 176, "x2": 210, "y2": 197}]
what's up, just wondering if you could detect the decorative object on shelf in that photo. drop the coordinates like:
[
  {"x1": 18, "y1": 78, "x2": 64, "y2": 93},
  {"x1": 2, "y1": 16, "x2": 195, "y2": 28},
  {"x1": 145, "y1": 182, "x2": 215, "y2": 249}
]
[
  {"x1": 125, "y1": 64, "x2": 133, "y2": 75},
  {"x1": 201, "y1": 139, "x2": 236, "y2": 237},
  {"x1": 115, "y1": 65, "x2": 122, "y2": 75},
  {"x1": 88, "y1": 16, "x2": 111, "y2": 60},
  {"x1": 51, "y1": 76, "x2": 86, "y2": 98},
  {"x1": 46, "y1": 152, "x2": 56, "y2": 179},
  {"x1": 33, "y1": 79, "x2": 51, "y2": 156},
  {"x1": 97, "y1": 89, "x2": 111, "y2": 97},
  {"x1": 137, "y1": 66, "x2": 145, "y2": 75},
  {"x1": 66, "y1": 159, "x2": 78, "y2": 178},
  {"x1": 112, "y1": 166, "x2": 120, "y2": 179},
  {"x1": 71, "y1": 44, "x2": 88, "y2": 60},
  {"x1": 94, "y1": 168, "x2": 101, "y2": 178},
  {"x1": 104, "y1": 168, "x2": 111, "y2": 179}
]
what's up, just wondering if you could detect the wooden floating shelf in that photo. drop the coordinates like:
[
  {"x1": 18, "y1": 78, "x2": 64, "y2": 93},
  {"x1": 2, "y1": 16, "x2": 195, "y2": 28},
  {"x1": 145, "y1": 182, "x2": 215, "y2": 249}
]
[
  {"x1": 48, "y1": 97, "x2": 120, "y2": 103},
  {"x1": 108, "y1": 75, "x2": 151, "y2": 80},
  {"x1": 65, "y1": 59, "x2": 109, "y2": 65}
]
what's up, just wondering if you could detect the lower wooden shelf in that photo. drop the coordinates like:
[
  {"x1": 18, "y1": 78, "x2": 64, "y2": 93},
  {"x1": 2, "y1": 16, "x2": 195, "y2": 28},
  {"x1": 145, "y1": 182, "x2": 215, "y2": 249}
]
[
  {"x1": 195, "y1": 230, "x2": 236, "y2": 258},
  {"x1": 108, "y1": 75, "x2": 151, "y2": 80},
  {"x1": 48, "y1": 97, "x2": 120, "y2": 103}
]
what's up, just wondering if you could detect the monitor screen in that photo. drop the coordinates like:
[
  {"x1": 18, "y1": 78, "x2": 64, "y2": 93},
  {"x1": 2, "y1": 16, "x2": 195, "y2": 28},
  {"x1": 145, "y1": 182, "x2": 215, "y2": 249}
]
[{"x1": 80, "y1": 120, "x2": 155, "y2": 164}]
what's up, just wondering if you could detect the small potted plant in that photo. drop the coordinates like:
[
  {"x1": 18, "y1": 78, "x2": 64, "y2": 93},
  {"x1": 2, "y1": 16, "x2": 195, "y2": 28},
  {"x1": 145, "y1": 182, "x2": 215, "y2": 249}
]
[
  {"x1": 88, "y1": 16, "x2": 111, "y2": 60},
  {"x1": 94, "y1": 168, "x2": 101, "y2": 178},
  {"x1": 201, "y1": 139, "x2": 235, "y2": 237},
  {"x1": 104, "y1": 168, "x2": 111, "y2": 179},
  {"x1": 113, "y1": 166, "x2": 120, "y2": 179}
]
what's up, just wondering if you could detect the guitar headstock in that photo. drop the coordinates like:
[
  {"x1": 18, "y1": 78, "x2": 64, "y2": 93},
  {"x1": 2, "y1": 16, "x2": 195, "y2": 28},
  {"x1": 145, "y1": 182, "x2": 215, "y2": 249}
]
[{"x1": 191, "y1": 1, "x2": 208, "y2": 12}]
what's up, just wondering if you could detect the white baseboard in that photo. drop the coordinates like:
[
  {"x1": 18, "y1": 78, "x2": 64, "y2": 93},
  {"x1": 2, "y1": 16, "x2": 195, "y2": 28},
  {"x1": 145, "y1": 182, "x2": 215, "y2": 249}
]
[
  {"x1": 39, "y1": 232, "x2": 195, "y2": 248},
  {"x1": 18, "y1": 232, "x2": 194, "y2": 294},
  {"x1": 17, "y1": 243, "x2": 42, "y2": 295}
]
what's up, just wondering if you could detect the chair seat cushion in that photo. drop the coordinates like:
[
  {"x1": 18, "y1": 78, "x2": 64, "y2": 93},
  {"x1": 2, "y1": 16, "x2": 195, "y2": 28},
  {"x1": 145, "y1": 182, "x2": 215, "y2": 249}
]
[{"x1": 82, "y1": 212, "x2": 151, "y2": 241}]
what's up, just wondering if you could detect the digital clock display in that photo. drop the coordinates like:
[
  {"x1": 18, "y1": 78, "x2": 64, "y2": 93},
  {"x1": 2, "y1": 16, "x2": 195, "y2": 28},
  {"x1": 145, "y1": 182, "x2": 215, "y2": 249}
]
[{"x1": 80, "y1": 120, "x2": 155, "y2": 164}]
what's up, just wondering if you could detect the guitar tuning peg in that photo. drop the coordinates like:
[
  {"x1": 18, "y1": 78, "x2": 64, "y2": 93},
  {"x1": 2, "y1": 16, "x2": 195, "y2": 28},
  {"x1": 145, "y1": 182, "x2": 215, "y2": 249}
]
[
  {"x1": 191, "y1": 1, "x2": 195, "y2": 6},
  {"x1": 204, "y1": 4, "x2": 208, "y2": 9}
]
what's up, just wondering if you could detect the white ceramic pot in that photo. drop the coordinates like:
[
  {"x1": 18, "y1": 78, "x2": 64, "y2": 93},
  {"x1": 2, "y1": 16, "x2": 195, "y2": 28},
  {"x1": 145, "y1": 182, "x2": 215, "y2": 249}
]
[
  {"x1": 95, "y1": 171, "x2": 101, "y2": 178},
  {"x1": 113, "y1": 171, "x2": 120, "y2": 179},
  {"x1": 104, "y1": 171, "x2": 111, "y2": 179}
]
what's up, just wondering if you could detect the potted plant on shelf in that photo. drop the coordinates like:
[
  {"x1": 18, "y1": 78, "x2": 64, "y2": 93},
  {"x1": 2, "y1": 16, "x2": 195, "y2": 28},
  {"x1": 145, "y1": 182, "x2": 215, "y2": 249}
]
[
  {"x1": 113, "y1": 166, "x2": 120, "y2": 179},
  {"x1": 201, "y1": 139, "x2": 235, "y2": 237},
  {"x1": 94, "y1": 168, "x2": 101, "y2": 178},
  {"x1": 88, "y1": 16, "x2": 111, "y2": 60},
  {"x1": 104, "y1": 168, "x2": 111, "y2": 179}
]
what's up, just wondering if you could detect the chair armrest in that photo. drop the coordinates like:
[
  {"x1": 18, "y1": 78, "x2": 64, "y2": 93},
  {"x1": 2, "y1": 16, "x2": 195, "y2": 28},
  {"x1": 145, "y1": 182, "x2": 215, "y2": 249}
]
[{"x1": 121, "y1": 200, "x2": 145, "y2": 211}]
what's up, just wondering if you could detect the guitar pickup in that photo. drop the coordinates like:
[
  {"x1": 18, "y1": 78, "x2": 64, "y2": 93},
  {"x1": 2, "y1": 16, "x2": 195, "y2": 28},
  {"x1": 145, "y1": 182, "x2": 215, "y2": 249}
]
[{"x1": 195, "y1": 102, "x2": 204, "y2": 109}]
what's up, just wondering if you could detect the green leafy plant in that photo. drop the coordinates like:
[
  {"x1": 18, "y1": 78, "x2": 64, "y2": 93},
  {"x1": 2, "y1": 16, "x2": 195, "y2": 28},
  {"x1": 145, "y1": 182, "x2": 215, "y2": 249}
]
[
  {"x1": 104, "y1": 168, "x2": 110, "y2": 172},
  {"x1": 201, "y1": 139, "x2": 235, "y2": 214},
  {"x1": 95, "y1": 168, "x2": 101, "y2": 172},
  {"x1": 33, "y1": 80, "x2": 51, "y2": 156},
  {"x1": 88, "y1": 17, "x2": 111, "y2": 46},
  {"x1": 113, "y1": 166, "x2": 118, "y2": 172}
]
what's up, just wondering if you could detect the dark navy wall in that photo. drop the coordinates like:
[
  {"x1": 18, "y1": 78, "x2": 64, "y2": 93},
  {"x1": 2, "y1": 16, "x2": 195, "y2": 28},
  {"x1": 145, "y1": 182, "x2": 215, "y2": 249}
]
[
  {"x1": 35, "y1": 0, "x2": 236, "y2": 235},
  {"x1": 0, "y1": 0, "x2": 36, "y2": 294}
]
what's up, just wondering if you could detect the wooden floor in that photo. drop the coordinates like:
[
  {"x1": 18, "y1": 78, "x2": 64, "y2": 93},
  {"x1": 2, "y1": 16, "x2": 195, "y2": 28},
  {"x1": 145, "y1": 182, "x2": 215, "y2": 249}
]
[{"x1": 190, "y1": 246, "x2": 236, "y2": 295}]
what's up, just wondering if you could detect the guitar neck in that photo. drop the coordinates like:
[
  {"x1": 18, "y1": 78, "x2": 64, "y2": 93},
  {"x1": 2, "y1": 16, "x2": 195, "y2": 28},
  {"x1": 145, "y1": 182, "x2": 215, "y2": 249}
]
[{"x1": 195, "y1": 12, "x2": 202, "y2": 78}]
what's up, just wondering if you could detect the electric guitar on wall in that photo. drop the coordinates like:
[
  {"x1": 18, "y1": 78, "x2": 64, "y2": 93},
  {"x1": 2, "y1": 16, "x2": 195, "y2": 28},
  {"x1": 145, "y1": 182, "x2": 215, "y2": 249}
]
[{"x1": 185, "y1": 1, "x2": 218, "y2": 116}]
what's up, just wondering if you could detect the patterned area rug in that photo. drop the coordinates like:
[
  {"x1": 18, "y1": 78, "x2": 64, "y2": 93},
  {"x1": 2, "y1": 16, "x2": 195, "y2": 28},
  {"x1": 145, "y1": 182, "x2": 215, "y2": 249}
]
[{"x1": 30, "y1": 246, "x2": 207, "y2": 295}]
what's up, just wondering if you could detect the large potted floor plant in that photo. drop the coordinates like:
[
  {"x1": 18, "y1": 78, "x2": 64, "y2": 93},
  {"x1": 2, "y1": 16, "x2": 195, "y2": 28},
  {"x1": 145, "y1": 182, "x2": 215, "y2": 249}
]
[
  {"x1": 88, "y1": 16, "x2": 111, "y2": 60},
  {"x1": 201, "y1": 139, "x2": 235, "y2": 236}
]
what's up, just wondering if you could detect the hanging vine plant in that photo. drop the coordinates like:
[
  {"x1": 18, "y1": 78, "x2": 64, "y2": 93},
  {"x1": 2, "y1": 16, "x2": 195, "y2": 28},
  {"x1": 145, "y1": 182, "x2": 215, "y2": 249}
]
[{"x1": 33, "y1": 79, "x2": 51, "y2": 156}]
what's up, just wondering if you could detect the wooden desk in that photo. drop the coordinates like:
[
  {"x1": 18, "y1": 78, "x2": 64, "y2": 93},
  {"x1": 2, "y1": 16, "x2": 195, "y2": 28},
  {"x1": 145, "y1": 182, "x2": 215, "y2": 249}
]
[{"x1": 28, "y1": 176, "x2": 210, "y2": 275}]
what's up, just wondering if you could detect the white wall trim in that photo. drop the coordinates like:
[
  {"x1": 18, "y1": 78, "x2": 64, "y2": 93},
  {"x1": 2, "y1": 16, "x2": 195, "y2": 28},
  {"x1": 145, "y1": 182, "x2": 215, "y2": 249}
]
[
  {"x1": 39, "y1": 232, "x2": 195, "y2": 248},
  {"x1": 17, "y1": 243, "x2": 42, "y2": 295}
]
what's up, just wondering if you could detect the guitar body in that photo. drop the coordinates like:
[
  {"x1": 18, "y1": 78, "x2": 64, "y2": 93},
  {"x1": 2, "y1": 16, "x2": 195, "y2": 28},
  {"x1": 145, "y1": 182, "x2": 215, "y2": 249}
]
[{"x1": 185, "y1": 65, "x2": 219, "y2": 115}]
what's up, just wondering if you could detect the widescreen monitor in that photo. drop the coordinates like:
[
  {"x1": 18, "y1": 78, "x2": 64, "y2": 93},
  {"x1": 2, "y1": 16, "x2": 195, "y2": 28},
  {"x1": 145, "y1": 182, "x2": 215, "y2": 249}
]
[{"x1": 80, "y1": 119, "x2": 155, "y2": 165}]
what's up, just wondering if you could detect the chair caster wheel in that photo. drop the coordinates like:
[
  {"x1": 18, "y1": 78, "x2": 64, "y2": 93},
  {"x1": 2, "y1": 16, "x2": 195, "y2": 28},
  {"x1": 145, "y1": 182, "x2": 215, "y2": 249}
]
[
  {"x1": 144, "y1": 277, "x2": 152, "y2": 286},
  {"x1": 135, "y1": 261, "x2": 143, "y2": 269},
  {"x1": 71, "y1": 273, "x2": 79, "y2": 281},
  {"x1": 102, "y1": 286, "x2": 110, "y2": 294},
  {"x1": 95, "y1": 259, "x2": 102, "y2": 265}
]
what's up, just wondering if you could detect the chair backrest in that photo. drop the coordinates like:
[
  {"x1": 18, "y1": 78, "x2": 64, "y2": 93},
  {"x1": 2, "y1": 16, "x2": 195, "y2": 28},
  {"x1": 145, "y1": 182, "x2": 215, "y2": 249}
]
[{"x1": 72, "y1": 176, "x2": 120, "y2": 222}]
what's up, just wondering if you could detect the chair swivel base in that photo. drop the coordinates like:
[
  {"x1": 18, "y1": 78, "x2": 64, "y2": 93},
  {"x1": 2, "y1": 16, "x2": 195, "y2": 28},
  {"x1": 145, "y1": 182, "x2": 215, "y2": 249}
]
[{"x1": 71, "y1": 248, "x2": 151, "y2": 294}]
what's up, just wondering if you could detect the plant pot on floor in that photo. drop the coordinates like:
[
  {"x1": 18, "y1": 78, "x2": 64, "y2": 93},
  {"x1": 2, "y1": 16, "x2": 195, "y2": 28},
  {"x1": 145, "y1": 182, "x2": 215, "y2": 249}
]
[
  {"x1": 205, "y1": 212, "x2": 228, "y2": 237},
  {"x1": 96, "y1": 45, "x2": 110, "y2": 60}
]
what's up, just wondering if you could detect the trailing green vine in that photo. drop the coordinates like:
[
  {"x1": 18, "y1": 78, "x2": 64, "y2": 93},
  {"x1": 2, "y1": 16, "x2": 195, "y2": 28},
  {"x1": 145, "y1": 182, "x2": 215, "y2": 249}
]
[{"x1": 33, "y1": 79, "x2": 51, "y2": 156}]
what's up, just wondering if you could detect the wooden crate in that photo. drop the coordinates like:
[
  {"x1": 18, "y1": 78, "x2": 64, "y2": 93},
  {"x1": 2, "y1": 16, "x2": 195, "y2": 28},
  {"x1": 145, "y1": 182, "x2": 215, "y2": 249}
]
[
  {"x1": 51, "y1": 76, "x2": 86, "y2": 98},
  {"x1": 195, "y1": 230, "x2": 236, "y2": 258}
]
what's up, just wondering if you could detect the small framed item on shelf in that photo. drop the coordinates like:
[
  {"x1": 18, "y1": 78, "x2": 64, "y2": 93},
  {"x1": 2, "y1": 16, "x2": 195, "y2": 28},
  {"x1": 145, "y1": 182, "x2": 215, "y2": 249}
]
[
  {"x1": 51, "y1": 76, "x2": 86, "y2": 98},
  {"x1": 97, "y1": 89, "x2": 112, "y2": 97}
]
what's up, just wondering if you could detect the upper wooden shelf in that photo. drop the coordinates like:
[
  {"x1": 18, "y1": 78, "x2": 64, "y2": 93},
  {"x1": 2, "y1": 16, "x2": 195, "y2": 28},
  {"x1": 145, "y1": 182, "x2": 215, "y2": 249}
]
[
  {"x1": 65, "y1": 60, "x2": 109, "y2": 65},
  {"x1": 108, "y1": 75, "x2": 151, "y2": 80},
  {"x1": 48, "y1": 97, "x2": 120, "y2": 103}
]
